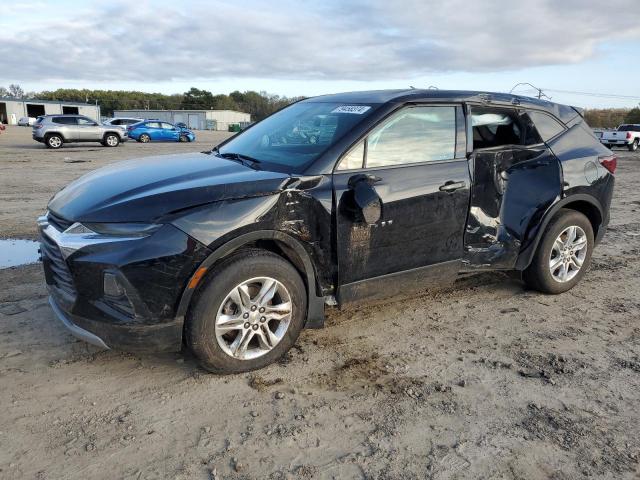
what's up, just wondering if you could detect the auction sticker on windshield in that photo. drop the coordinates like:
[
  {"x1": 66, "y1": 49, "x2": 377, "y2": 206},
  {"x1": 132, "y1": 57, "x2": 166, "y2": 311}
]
[{"x1": 331, "y1": 105, "x2": 371, "y2": 114}]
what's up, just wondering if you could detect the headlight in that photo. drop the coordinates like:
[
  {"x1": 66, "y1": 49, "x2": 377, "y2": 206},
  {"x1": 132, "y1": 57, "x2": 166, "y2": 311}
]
[{"x1": 65, "y1": 222, "x2": 162, "y2": 237}]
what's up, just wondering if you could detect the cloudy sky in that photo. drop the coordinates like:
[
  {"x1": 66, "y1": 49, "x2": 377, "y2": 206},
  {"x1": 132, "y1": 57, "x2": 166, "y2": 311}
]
[{"x1": 2, "y1": 0, "x2": 640, "y2": 107}]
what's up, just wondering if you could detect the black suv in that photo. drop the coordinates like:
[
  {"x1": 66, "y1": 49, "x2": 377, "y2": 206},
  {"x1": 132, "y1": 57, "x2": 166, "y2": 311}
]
[{"x1": 38, "y1": 90, "x2": 615, "y2": 373}]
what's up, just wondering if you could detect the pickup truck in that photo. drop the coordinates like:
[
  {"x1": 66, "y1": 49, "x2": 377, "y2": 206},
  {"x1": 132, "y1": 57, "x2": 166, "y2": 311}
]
[
  {"x1": 39, "y1": 90, "x2": 615, "y2": 373},
  {"x1": 600, "y1": 124, "x2": 640, "y2": 151}
]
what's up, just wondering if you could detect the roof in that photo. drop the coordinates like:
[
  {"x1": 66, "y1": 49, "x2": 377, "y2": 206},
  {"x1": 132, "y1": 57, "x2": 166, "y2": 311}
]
[
  {"x1": 304, "y1": 89, "x2": 579, "y2": 122},
  {"x1": 0, "y1": 96, "x2": 96, "y2": 106}
]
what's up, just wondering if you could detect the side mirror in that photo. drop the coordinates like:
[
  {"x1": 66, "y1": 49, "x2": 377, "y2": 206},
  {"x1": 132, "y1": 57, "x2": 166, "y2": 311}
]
[{"x1": 348, "y1": 174, "x2": 382, "y2": 225}]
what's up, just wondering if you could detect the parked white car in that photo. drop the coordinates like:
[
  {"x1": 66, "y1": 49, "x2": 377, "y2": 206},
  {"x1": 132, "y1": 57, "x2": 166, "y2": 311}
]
[
  {"x1": 600, "y1": 124, "x2": 640, "y2": 151},
  {"x1": 18, "y1": 116, "x2": 37, "y2": 126},
  {"x1": 103, "y1": 117, "x2": 144, "y2": 131}
]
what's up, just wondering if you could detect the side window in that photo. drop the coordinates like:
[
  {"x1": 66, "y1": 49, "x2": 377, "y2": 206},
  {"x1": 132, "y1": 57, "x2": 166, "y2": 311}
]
[
  {"x1": 519, "y1": 112, "x2": 543, "y2": 146},
  {"x1": 52, "y1": 117, "x2": 76, "y2": 125},
  {"x1": 526, "y1": 110, "x2": 565, "y2": 142},
  {"x1": 337, "y1": 141, "x2": 364, "y2": 170},
  {"x1": 146, "y1": 122, "x2": 161, "y2": 128},
  {"x1": 366, "y1": 106, "x2": 456, "y2": 168},
  {"x1": 111, "y1": 119, "x2": 122, "y2": 125},
  {"x1": 77, "y1": 117, "x2": 96, "y2": 125},
  {"x1": 161, "y1": 123, "x2": 174, "y2": 130}
]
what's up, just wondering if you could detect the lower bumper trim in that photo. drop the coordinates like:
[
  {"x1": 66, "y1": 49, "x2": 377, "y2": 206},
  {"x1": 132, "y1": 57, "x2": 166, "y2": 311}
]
[{"x1": 49, "y1": 296, "x2": 110, "y2": 349}]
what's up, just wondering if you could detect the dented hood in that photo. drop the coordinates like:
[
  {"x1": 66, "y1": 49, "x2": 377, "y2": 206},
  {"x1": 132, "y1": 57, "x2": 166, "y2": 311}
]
[{"x1": 48, "y1": 152, "x2": 289, "y2": 222}]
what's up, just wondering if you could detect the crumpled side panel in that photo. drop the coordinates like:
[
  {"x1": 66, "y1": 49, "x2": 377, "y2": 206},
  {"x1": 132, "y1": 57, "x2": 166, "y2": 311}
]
[{"x1": 463, "y1": 147, "x2": 562, "y2": 270}]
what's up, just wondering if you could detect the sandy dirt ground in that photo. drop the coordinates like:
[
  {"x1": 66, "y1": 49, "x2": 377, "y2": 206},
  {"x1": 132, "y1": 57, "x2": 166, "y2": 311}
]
[{"x1": 0, "y1": 126, "x2": 639, "y2": 479}]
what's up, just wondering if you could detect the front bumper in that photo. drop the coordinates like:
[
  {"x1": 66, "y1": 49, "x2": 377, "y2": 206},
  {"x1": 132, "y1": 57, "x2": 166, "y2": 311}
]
[
  {"x1": 48, "y1": 295, "x2": 185, "y2": 352},
  {"x1": 39, "y1": 215, "x2": 211, "y2": 352}
]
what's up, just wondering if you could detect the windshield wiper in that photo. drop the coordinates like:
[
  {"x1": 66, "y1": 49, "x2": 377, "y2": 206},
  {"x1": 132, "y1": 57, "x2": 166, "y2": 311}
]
[{"x1": 216, "y1": 151, "x2": 262, "y2": 170}]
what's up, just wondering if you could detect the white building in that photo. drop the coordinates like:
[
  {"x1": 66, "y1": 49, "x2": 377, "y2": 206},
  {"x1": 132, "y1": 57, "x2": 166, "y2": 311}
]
[
  {"x1": 113, "y1": 109, "x2": 251, "y2": 131},
  {"x1": 0, "y1": 97, "x2": 101, "y2": 124}
]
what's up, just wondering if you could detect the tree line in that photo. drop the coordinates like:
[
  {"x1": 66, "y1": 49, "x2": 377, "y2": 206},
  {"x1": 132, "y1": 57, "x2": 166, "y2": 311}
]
[
  {"x1": 2, "y1": 83, "x2": 639, "y2": 127},
  {"x1": 583, "y1": 107, "x2": 640, "y2": 129},
  {"x1": 0, "y1": 85, "x2": 303, "y2": 121}
]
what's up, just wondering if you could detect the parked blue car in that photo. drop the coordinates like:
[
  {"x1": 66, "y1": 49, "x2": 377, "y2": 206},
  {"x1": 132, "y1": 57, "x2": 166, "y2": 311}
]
[{"x1": 127, "y1": 121, "x2": 196, "y2": 143}]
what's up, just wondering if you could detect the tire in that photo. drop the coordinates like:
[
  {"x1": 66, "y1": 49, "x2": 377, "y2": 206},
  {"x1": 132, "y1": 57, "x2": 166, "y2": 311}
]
[
  {"x1": 103, "y1": 133, "x2": 120, "y2": 147},
  {"x1": 45, "y1": 134, "x2": 63, "y2": 149},
  {"x1": 179, "y1": 134, "x2": 188, "y2": 142},
  {"x1": 139, "y1": 134, "x2": 151, "y2": 143},
  {"x1": 628, "y1": 139, "x2": 638, "y2": 152},
  {"x1": 523, "y1": 209, "x2": 594, "y2": 294},
  {"x1": 186, "y1": 250, "x2": 307, "y2": 373}
]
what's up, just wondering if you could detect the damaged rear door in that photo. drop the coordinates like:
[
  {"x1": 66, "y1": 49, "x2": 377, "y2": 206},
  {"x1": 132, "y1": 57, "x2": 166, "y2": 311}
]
[
  {"x1": 463, "y1": 106, "x2": 563, "y2": 270},
  {"x1": 333, "y1": 105, "x2": 470, "y2": 303}
]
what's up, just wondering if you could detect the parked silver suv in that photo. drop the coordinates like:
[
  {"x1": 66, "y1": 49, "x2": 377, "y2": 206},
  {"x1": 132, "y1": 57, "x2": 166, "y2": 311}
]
[{"x1": 32, "y1": 115, "x2": 128, "y2": 149}]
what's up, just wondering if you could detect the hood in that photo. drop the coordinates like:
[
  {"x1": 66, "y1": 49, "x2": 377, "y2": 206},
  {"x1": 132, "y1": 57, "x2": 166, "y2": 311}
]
[{"x1": 48, "y1": 152, "x2": 290, "y2": 222}]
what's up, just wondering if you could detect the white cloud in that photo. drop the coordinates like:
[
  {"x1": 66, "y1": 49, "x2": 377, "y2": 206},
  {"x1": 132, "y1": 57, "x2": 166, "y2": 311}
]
[{"x1": 1, "y1": 0, "x2": 639, "y2": 83}]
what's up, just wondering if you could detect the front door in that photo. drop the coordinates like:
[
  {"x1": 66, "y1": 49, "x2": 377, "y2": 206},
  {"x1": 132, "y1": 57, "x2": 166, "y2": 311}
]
[
  {"x1": 333, "y1": 105, "x2": 471, "y2": 302},
  {"x1": 161, "y1": 122, "x2": 179, "y2": 141},
  {"x1": 76, "y1": 116, "x2": 101, "y2": 140}
]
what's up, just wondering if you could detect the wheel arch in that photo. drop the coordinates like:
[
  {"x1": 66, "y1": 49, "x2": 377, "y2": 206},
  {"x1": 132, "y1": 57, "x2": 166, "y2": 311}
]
[
  {"x1": 516, "y1": 194, "x2": 604, "y2": 270},
  {"x1": 176, "y1": 230, "x2": 325, "y2": 329},
  {"x1": 44, "y1": 130, "x2": 66, "y2": 141},
  {"x1": 103, "y1": 130, "x2": 123, "y2": 140}
]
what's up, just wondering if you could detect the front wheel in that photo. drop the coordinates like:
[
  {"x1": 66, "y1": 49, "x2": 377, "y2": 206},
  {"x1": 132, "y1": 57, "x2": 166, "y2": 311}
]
[
  {"x1": 186, "y1": 250, "x2": 307, "y2": 373},
  {"x1": 628, "y1": 139, "x2": 639, "y2": 152},
  {"x1": 179, "y1": 134, "x2": 188, "y2": 142},
  {"x1": 103, "y1": 133, "x2": 120, "y2": 147},
  {"x1": 523, "y1": 209, "x2": 594, "y2": 294}
]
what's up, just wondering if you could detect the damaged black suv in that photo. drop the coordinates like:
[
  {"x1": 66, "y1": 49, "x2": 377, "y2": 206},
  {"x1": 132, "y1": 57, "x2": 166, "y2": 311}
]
[{"x1": 39, "y1": 90, "x2": 615, "y2": 373}]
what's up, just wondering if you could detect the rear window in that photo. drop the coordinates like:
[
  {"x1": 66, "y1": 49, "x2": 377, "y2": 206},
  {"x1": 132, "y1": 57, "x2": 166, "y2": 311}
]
[
  {"x1": 52, "y1": 117, "x2": 77, "y2": 125},
  {"x1": 618, "y1": 125, "x2": 640, "y2": 132}
]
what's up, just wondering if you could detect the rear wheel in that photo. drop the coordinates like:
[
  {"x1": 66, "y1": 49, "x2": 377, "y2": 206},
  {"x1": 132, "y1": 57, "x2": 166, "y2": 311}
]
[
  {"x1": 523, "y1": 209, "x2": 594, "y2": 294},
  {"x1": 628, "y1": 139, "x2": 638, "y2": 152},
  {"x1": 186, "y1": 250, "x2": 307, "y2": 373},
  {"x1": 103, "y1": 133, "x2": 120, "y2": 147},
  {"x1": 46, "y1": 134, "x2": 63, "y2": 149},
  {"x1": 139, "y1": 133, "x2": 151, "y2": 143}
]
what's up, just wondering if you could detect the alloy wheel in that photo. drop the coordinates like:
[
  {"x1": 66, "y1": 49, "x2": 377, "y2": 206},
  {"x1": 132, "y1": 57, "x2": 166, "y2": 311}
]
[
  {"x1": 48, "y1": 136, "x2": 62, "y2": 148},
  {"x1": 549, "y1": 225, "x2": 588, "y2": 283},
  {"x1": 106, "y1": 135, "x2": 118, "y2": 146},
  {"x1": 215, "y1": 277, "x2": 292, "y2": 360}
]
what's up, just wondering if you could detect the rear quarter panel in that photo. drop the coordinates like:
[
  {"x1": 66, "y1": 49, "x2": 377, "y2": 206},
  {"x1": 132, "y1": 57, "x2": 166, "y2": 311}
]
[{"x1": 547, "y1": 120, "x2": 613, "y2": 213}]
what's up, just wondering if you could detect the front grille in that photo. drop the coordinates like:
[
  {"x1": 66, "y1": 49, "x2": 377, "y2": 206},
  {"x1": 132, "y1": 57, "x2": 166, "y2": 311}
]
[
  {"x1": 47, "y1": 211, "x2": 73, "y2": 232},
  {"x1": 40, "y1": 231, "x2": 77, "y2": 304}
]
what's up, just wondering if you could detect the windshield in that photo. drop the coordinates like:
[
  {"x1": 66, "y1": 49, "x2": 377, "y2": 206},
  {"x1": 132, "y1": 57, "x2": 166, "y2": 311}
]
[
  {"x1": 217, "y1": 102, "x2": 376, "y2": 173},
  {"x1": 618, "y1": 125, "x2": 640, "y2": 131}
]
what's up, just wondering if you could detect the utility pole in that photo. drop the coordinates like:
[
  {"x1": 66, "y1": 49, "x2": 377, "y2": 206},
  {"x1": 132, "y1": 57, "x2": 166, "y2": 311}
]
[{"x1": 509, "y1": 82, "x2": 550, "y2": 100}]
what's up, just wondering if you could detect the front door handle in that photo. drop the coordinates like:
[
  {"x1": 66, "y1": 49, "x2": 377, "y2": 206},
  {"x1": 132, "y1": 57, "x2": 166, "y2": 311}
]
[{"x1": 439, "y1": 181, "x2": 466, "y2": 192}]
